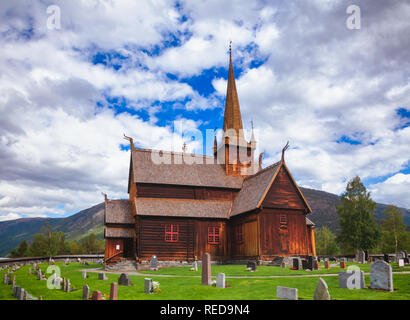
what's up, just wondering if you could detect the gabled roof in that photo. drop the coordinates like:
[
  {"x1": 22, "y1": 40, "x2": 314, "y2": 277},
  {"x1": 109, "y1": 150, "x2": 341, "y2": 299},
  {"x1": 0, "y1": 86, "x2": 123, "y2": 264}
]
[
  {"x1": 104, "y1": 199, "x2": 134, "y2": 224},
  {"x1": 131, "y1": 148, "x2": 244, "y2": 189},
  {"x1": 230, "y1": 162, "x2": 281, "y2": 216},
  {"x1": 230, "y1": 161, "x2": 312, "y2": 217},
  {"x1": 135, "y1": 198, "x2": 232, "y2": 219}
]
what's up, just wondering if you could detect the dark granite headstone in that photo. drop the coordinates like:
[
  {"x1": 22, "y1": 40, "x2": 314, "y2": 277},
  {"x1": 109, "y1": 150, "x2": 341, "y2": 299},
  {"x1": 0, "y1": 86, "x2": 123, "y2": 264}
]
[
  {"x1": 118, "y1": 273, "x2": 132, "y2": 286},
  {"x1": 293, "y1": 258, "x2": 302, "y2": 270},
  {"x1": 247, "y1": 261, "x2": 257, "y2": 271},
  {"x1": 383, "y1": 254, "x2": 390, "y2": 263}
]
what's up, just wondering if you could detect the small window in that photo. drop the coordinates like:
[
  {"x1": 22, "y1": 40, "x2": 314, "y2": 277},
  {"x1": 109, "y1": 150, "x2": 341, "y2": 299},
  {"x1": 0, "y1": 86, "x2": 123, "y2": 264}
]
[
  {"x1": 165, "y1": 224, "x2": 179, "y2": 242},
  {"x1": 236, "y1": 224, "x2": 243, "y2": 243},
  {"x1": 208, "y1": 226, "x2": 220, "y2": 244},
  {"x1": 280, "y1": 215, "x2": 287, "y2": 230}
]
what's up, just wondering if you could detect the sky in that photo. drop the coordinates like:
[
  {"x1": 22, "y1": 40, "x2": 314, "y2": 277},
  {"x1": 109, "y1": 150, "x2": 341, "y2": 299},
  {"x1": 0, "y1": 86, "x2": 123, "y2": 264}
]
[{"x1": 0, "y1": 0, "x2": 409, "y2": 221}]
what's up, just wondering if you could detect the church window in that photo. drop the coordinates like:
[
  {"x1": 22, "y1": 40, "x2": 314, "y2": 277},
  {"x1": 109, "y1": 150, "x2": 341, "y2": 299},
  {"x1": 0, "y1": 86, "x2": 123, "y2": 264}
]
[
  {"x1": 208, "y1": 226, "x2": 220, "y2": 244},
  {"x1": 165, "y1": 224, "x2": 179, "y2": 242}
]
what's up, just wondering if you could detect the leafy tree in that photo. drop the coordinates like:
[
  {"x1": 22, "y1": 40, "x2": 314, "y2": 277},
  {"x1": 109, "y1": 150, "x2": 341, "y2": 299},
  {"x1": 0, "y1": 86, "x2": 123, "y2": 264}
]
[
  {"x1": 80, "y1": 233, "x2": 104, "y2": 254},
  {"x1": 9, "y1": 240, "x2": 30, "y2": 258},
  {"x1": 315, "y1": 226, "x2": 340, "y2": 255},
  {"x1": 336, "y1": 176, "x2": 382, "y2": 252},
  {"x1": 381, "y1": 205, "x2": 409, "y2": 253}
]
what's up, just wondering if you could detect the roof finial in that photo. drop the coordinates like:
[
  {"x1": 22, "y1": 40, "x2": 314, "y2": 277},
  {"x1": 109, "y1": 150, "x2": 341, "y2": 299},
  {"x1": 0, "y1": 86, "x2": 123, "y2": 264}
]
[
  {"x1": 123, "y1": 133, "x2": 134, "y2": 150},
  {"x1": 229, "y1": 40, "x2": 232, "y2": 60},
  {"x1": 281, "y1": 141, "x2": 290, "y2": 162},
  {"x1": 182, "y1": 142, "x2": 187, "y2": 153}
]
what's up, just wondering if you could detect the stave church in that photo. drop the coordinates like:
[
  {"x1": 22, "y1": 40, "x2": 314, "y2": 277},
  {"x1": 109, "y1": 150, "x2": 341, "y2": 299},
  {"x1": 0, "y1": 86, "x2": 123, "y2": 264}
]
[{"x1": 104, "y1": 48, "x2": 316, "y2": 265}]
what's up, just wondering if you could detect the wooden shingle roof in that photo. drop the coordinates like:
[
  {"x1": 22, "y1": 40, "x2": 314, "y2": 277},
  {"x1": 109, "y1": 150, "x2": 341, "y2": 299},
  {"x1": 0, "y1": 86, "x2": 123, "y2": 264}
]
[
  {"x1": 104, "y1": 199, "x2": 134, "y2": 224},
  {"x1": 105, "y1": 227, "x2": 135, "y2": 238},
  {"x1": 131, "y1": 148, "x2": 244, "y2": 189},
  {"x1": 135, "y1": 198, "x2": 232, "y2": 219},
  {"x1": 230, "y1": 162, "x2": 282, "y2": 217}
]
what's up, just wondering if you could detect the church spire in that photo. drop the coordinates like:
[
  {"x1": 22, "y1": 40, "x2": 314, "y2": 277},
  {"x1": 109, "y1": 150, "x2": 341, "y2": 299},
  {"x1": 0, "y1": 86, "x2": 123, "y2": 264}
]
[{"x1": 223, "y1": 42, "x2": 245, "y2": 140}]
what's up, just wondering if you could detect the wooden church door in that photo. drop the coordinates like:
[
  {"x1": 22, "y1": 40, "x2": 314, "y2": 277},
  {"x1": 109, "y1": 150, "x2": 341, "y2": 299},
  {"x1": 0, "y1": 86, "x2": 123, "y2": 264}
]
[{"x1": 279, "y1": 215, "x2": 289, "y2": 254}]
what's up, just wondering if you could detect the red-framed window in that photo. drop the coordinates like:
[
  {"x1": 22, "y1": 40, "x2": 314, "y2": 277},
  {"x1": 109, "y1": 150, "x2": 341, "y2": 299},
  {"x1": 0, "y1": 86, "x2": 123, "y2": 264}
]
[
  {"x1": 165, "y1": 224, "x2": 179, "y2": 242},
  {"x1": 208, "y1": 226, "x2": 220, "y2": 244},
  {"x1": 236, "y1": 224, "x2": 243, "y2": 243}
]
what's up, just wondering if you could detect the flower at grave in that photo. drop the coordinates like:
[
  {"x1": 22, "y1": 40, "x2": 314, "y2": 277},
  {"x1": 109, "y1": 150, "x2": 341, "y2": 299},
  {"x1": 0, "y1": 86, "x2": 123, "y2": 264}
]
[
  {"x1": 190, "y1": 268, "x2": 195, "y2": 271},
  {"x1": 290, "y1": 267, "x2": 297, "y2": 270},
  {"x1": 211, "y1": 280, "x2": 216, "y2": 286},
  {"x1": 153, "y1": 281, "x2": 161, "y2": 293}
]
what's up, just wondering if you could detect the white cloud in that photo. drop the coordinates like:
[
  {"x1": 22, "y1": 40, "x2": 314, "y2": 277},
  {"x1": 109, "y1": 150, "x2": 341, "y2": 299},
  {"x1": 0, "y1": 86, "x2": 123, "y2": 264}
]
[
  {"x1": 370, "y1": 173, "x2": 410, "y2": 208},
  {"x1": 0, "y1": 213, "x2": 23, "y2": 222}
]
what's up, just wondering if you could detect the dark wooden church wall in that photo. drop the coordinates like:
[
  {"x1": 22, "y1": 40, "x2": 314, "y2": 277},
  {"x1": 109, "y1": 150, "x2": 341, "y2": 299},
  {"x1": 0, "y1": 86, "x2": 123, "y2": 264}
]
[
  {"x1": 262, "y1": 167, "x2": 306, "y2": 210},
  {"x1": 137, "y1": 217, "x2": 227, "y2": 261},
  {"x1": 136, "y1": 183, "x2": 235, "y2": 200},
  {"x1": 259, "y1": 208, "x2": 310, "y2": 257},
  {"x1": 229, "y1": 213, "x2": 259, "y2": 259}
]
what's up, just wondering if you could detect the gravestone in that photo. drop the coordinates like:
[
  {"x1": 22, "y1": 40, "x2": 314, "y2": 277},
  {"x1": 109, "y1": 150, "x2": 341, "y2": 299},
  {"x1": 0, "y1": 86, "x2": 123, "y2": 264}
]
[
  {"x1": 314, "y1": 278, "x2": 331, "y2": 300},
  {"x1": 12, "y1": 276, "x2": 16, "y2": 289},
  {"x1": 307, "y1": 256, "x2": 315, "y2": 270},
  {"x1": 18, "y1": 288, "x2": 25, "y2": 300},
  {"x1": 66, "y1": 279, "x2": 71, "y2": 292},
  {"x1": 110, "y1": 283, "x2": 118, "y2": 300},
  {"x1": 324, "y1": 261, "x2": 330, "y2": 269},
  {"x1": 82, "y1": 285, "x2": 90, "y2": 300},
  {"x1": 55, "y1": 277, "x2": 61, "y2": 289},
  {"x1": 383, "y1": 254, "x2": 390, "y2": 263},
  {"x1": 144, "y1": 278, "x2": 153, "y2": 294},
  {"x1": 65, "y1": 258, "x2": 70, "y2": 265},
  {"x1": 118, "y1": 273, "x2": 132, "y2": 286},
  {"x1": 357, "y1": 250, "x2": 365, "y2": 264},
  {"x1": 293, "y1": 258, "x2": 302, "y2": 270},
  {"x1": 3, "y1": 273, "x2": 8, "y2": 285},
  {"x1": 192, "y1": 261, "x2": 198, "y2": 271},
  {"x1": 150, "y1": 255, "x2": 159, "y2": 270},
  {"x1": 398, "y1": 259, "x2": 404, "y2": 267},
  {"x1": 281, "y1": 262, "x2": 286, "y2": 268},
  {"x1": 338, "y1": 270, "x2": 365, "y2": 289},
  {"x1": 98, "y1": 273, "x2": 107, "y2": 280},
  {"x1": 403, "y1": 250, "x2": 408, "y2": 259},
  {"x1": 22, "y1": 290, "x2": 28, "y2": 301},
  {"x1": 91, "y1": 290, "x2": 102, "y2": 300},
  {"x1": 340, "y1": 261, "x2": 346, "y2": 269},
  {"x1": 313, "y1": 259, "x2": 319, "y2": 270},
  {"x1": 246, "y1": 261, "x2": 257, "y2": 271},
  {"x1": 216, "y1": 273, "x2": 225, "y2": 288},
  {"x1": 370, "y1": 260, "x2": 393, "y2": 291},
  {"x1": 29, "y1": 267, "x2": 32, "y2": 275},
  {"x1": 82, "y1": 271, "x2": 87, "y2": 279},
  {"x1": 276, "y1": 286, "x2": 298, "y2": 300},
  {"x1": 202, "y1": 253, "x2": 212, "y2": 285},
  {"x1": 13, "y1": 286, "x2": 20, "y2": 298}
]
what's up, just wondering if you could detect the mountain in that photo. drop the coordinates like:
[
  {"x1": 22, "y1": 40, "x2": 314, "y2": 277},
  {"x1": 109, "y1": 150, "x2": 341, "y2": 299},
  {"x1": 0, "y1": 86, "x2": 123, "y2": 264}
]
[
  {"x1": 0, "y1": 203, "x2": 104, "y2": 257},
  {"x1": 0, "y1": 188, "x2": 409, "y2": 256},
  {"x1": 300, "y1": 187, "x2": 410, "y2": 233}
]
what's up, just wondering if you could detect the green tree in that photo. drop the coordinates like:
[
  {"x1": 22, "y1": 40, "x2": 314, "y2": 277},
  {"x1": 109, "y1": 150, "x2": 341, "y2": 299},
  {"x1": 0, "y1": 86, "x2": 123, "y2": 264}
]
[
  {"x1": 336, "y1": 176, "x2": 382, "y2": 252},
  {"x1": 9, "y1": 240, "x2": 30, "y2": 258},
  {"x1": 381, "y1": 205, "x2": 409, "y2": 253},
  {"x1": 26, "y1": 223, "x2": 68, "y2": 256},
  {"x1": 80, "y1": 233, "x2": 104, "y2": 254},
  {"x1": 315, "y1": 226, "x2": 340, "y2": 255}
]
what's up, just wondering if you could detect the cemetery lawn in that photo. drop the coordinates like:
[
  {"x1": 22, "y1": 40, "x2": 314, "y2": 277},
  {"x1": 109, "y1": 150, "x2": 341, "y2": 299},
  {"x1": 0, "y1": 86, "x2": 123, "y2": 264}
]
[
  {"x1": 1, "y1": 262, "x2": 410, "y2": 300},
  {"x1": 138, "y1": 262, "x2": 410, "y2": 276}
]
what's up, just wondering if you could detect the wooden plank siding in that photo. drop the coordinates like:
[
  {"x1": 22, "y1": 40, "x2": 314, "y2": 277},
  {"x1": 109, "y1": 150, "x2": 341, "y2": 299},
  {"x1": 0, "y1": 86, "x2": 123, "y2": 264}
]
[
  {"x1": 137, "y1": 216, "x2": 228, "y2": 261},
  {"x1": 229, "y1": 213, "x2": 259, "y2": 259},
  {"x1": 259, "y1": 209, "x2": 310, "y2": 258},
  {"x1": 136, "y1": 183, "x2": 235, "y2": 200},
  {"x1": 262, "y1": 167, "x2": 306, "y2": 211}
]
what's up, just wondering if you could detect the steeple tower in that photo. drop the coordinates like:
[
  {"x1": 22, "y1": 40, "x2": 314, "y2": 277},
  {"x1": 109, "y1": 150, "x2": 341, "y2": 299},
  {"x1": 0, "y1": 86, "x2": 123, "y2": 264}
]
[
  {"x1": 223, "y1": 42, "x2": 245, "y2": 141},
  {"x1": 214, "y1": 43, "x2": 257, "y2": 176}
]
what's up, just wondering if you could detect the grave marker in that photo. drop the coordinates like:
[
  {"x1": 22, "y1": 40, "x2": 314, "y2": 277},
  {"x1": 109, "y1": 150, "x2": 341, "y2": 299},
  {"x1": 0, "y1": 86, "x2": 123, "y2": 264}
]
[
  {"x1": 370, "y1": 260, "x2": 393, "y2": 291},
  {"x1": 202, "y1": 253, "x2": 212, "y2": 285},
  {"x1": 216, "y1": 273, "x2": 225, "y2": 288},
  {"x1": 144, "y1": 278, "x2": 153, "y2": 294},
  {"x1": 83, "y1": 285, "x2": 90, "y2": 300},
  {"x1": 110, "y1": 283, "x2": 118, "y2": 300},
  {"x1": 339, "y1": 270, "x2": 365, "y2": 289},
  {"x1": 276, "y1": 286, "x2": 298, "y2": 300},
  {"x1": 118, "y1": 273, "x2": 132, "y2": 286},
  {"x1": 91, "y1": 290, "x2": 102, "y2": 300},
  {"x1": 314, "y1": 278, "x2": 331, "y2": 300}
]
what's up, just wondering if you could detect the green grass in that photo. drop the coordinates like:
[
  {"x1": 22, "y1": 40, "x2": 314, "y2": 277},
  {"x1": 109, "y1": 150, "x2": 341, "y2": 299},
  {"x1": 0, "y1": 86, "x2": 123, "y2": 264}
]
[
  {"x1": 138, "y1": 262, "x2": 410, "y2": 276},
  {"x1": 1, "y1": 262, "x2": 409, "y2": 300}
]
